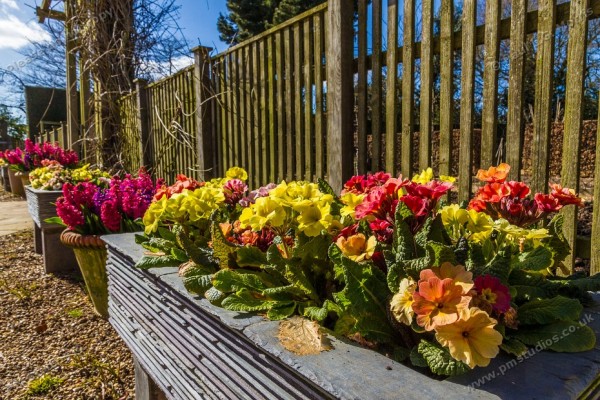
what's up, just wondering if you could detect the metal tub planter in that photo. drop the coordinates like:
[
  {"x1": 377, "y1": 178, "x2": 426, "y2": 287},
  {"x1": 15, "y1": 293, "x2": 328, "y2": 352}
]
[{"x1": 104, "y1": 234, "x2": 600, "y2": 400}]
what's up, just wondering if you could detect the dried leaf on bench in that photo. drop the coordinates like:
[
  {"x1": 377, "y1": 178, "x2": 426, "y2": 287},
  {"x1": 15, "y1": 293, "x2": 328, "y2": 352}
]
[{"x1": 278, "y1": 316, "x2": 333, "y2": 355}]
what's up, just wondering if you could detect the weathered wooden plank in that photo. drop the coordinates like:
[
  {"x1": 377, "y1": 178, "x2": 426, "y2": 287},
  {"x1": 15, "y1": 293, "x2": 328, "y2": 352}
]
[
  {"x1": 326, "y1": 0, "x2": 354, "y2": 192},
  {"x1": 439, "y1": 0, "x2": 454, "y2": 178},
  {"x1": 275, "y1": 31, "x2": 286, "y2": 181},
  {"x1": 592, "y1": 100, "x2": 600, "y2": 274},
  {"x1": 371, "y1": 0, "x2": 383, "y2": 171},
  {"x1": 259, "y1": 39, "x2": 268, "y2": 185},
  {"x1": 304, "y1": 17, "x2": 315, "y2": 181},
  {"x1": 561, "y1": 0, "x2": 589, "y2": 272},
  {"x1": 294, "y1": 22, "x2": 305, "y2": 180},
  {"x1": 506, "y1": 0, "x2": 527, "y2": 181},
  {"x1": 531, "y1": 0, "x2": 556, "y2": 195},
  {"x1": 231, "y1": 50, "x2": 241, "y2": 167},
  {"x1": 458, "y1": 0, "x2": 477, "y2": 201},
  {"x1": 284, "y1": 27, "x2": 295, "y2": 181},
  {"x1": 239, "y1": 48, "x2": 248, "y2": 170},
  {"x1": 246, "y1": 46, "x2": 255, "y2": 185},
  {"x1": 314, "y1": 12, "x2": 325, "y2": 179},
  {"x1": 419, "y1": 0, "x2": 433, "y2": 171},
  {"x1": 481, "y1": 0, "x2": 501, "y2": 169},
  {"x1": 385, "y1": 0, "x2": 399, "y2": 174},
  {"x1": 267, "y1": 34, "x2": 277, "y2": 183},
  {"x1": 218, "y1": 57, "x2": 229, "y2": 173},
  {"x1": 357, "y1": 0, "x2": 368, "y2": 175},
  {"x1": 401, "y1": 0, "x2": 415, "y2": 177},
  {"x1": 252, "y1": 41, "x2": 261, "y2": 188}
]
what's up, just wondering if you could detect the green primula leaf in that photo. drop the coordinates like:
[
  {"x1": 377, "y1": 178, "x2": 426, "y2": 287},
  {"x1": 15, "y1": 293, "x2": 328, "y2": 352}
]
[
  {"x1": 409, "y1": 346, "x2": 429, "y2": 368},
  {"x1": 428, "y1": 241, "x2": 457, "y2": 266},
  {"x1": 267, "y1": 302, "x2": 297, "y2": 320},
  {"x1": 332, "y1": 255, "x2": 393, "y2": 343},
  {"x1": 157, "y1": 226, "x2": 177, "y2": 242},
  {"x1": 135, "y1": 255, "x2": 180, "y2": 269},
  {"x1": 179, "y1": 262, "x2": 217, "y2": 295},
  {"x1": 292, "y1": 235, "x2": 331, "y2": 262},
  {"x1": 415, "y1": 215, "x2": 453, "y2": 250},
  {"x1": 387, "y1": 262, "x2": 403, "y2": 293},
  {"x1": 511, "y1": 321, "x2": 596, "y2": 352},
  {"x1": 212, "y1": 269, "x2": 269, "y2": 293},
  {"x1": 142, "y1": 237, "x2": 175, "y2": 253},
  {"x1": 236, "y1": 246, "x2": 268, "y2": 267},
  {"x1": 328, "y1": 243, "x2": 345, "y2": 281},
  {"x1": 318, "y1": 178, "x2": 339, "y2": 200},
  {"x1": 211, "y1": 223, "x2": 238, "y2": 269},
  {"x1": 500, "y1": 338, "x2": 528, "y2": 357},
  {"x1": 221, "y1": 289, "x2": 284, "y2": 312},
  {"x1": 474, "y1": 249, "x2": 511, "y2": 283},
  {"x1": 205, "y1": 286, "x2": 226, "y2": 305},
  {"x1": 544, "y1": 214, "x2": 571, "y2": 266},
  {"x1": 401, "y1": 245, "x2": 434, "y2": 280},
  {"x1": 465, "y1": 241, "x2": 486, "y2": 272},
  {"x1": 454, "y1": 237, "x2": 469, "y2": 265},
  {"x1": 176, "y1": 229, "x2": 214, "y2": 266},
  {"x1": 171, "y1": 247, "x2": 189, "y2": 262},
  {"x1": 417, "y1": 340, "x2": 470, "y2": 376},
  {"x1": 134, "y1": 234, "x2": 149, "y2": 245},
  {"x1": 303, "y1": 305, "x2": 329, "y2": 322},
  {"x1": 514, "y1": 246, "x2": 554, "y2": 272},
  {"x1": 284, "y1": 260, "x2": 319, "y2": 301},
  {"x1": 517, "y1": 296, "x2": 583, "y2": 325},
  {"x1": 512, "y1": 285, "x2": 548, "y2": 302}
]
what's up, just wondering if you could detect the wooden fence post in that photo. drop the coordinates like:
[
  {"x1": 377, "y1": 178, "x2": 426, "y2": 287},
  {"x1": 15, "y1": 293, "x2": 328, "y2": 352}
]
[
  {"x1": 134, "y1": 78, "x2": 153, "y2": 170},
  {"x1": 192, "y1": 46, "x2": 216, "y2": 181},
  {"x1": 326, "y1": 0, "x2": 354, "y2": 193}
]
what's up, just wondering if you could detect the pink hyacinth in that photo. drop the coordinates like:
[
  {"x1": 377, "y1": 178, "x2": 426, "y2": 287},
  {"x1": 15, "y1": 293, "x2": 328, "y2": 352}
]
[
  {"x1": 101, "y1": 200, "x2": 122, "y2": 232},
  {"x1": 56, "y1": 197, "x2": 85, "y2": 229}
]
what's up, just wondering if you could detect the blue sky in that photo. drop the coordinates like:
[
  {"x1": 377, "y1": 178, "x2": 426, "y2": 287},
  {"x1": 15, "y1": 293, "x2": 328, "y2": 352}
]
[{"x1": 0, "y1": 0, "x2": 229, "y2": 74}]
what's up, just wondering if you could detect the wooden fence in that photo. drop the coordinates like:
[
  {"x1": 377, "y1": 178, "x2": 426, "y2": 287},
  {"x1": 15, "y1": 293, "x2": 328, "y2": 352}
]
[{"x1": 118, "y1": 0, "x2": 600, "y2": 273}]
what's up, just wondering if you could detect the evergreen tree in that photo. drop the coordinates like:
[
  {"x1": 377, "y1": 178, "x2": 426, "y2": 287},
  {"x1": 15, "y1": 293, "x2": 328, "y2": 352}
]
[{"x1": 271, "y1": 0, "x2": 324, "y2": 26}]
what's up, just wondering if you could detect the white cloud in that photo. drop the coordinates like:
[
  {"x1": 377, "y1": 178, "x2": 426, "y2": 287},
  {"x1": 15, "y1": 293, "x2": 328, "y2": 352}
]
[
  {"x1": 0, "y1": 15, "x2": 51, "y2": 50},
  {"x1": 0, "y1": 0, "x2": 18, "y2": 10}
]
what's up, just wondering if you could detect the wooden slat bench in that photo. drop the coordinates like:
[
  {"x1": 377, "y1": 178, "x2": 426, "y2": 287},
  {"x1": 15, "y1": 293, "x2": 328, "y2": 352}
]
[{"x1": 104, "y1": 234, "x2": 600, "y2": 400}]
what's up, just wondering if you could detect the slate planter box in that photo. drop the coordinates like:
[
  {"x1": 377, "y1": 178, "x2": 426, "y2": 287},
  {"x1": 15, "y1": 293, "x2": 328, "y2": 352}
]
[
  {"x1": 103, "y1": 233, "x2": 600, "y2": 400},
  {"x1": 25, "y1": 186, "x2": 78, "y2": 274}
]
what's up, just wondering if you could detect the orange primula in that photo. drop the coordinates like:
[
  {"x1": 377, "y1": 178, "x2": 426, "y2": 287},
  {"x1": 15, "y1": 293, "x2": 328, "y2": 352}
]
[
  {"x1": 420, "y1": 263, "x2": 474, "y2": 293},
  {"x1": 475, "y1": 163, "x2": 510, "y2": 183},
  {"x1": 411, "y1": 276, "x2": 472, "y2": 331}
]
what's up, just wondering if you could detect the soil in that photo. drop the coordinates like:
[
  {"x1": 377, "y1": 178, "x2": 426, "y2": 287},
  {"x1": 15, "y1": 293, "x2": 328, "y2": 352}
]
[{"x1": 0, "y1": 230, "x2": 134, "y2": 400}]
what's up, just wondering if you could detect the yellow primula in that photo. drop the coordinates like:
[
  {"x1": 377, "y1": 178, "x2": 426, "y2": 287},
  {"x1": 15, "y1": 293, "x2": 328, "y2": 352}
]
[
  {"x1": 390, "y1": 278, "x2": 416, "y2": 325},
  {"x1": 143, "y1": 196, "x2": 169, "y2": 234},
  {"x1": 435, "y1": 307, "x2": 503, "y2": 369},
  {"x1": 293, "y1": 198, "x2": 333, "y2": 236},
  {"x1": 440, "y1": 175, "x2": 457, "y2": 183},
  {"x1": 336, "y1": 233, "x2": 377, "y2": 262},
  {"x1": 240, "y1": 196, "x2": 288, "y2": 231},
  {"x1": 182, "y1": 187, "x2": 226, "y2": 222},
  {"x1": 340, "y1": 192, "x2": 365, "y2": 219},
  {"x1": 466, "y1": 209, "x2": 494, "y2": 242},
  {"x1": 524, "y1": 228, "x2": 551, "y2": 247},
  {"x1": 286, "y1": 181, "x2": 322, "y2": 202},
  {"x1": 412, "y1": 168, "x2": 434, "y2": 184},
  {"x1": 440, "y1": 205, "x2": 469, "y2": 240},
  {"x1": 225, "y1": 167, "x2": 248, "y2": 182}
]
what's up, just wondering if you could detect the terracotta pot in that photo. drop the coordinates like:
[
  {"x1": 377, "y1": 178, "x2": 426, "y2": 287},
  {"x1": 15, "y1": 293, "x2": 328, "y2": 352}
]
[
  {"x1": 0, "y1": 165, "x2": 10, "y2": 192},
  {"x1": 7, "y1": 168, "x2": 25, "y2": 198},
  {"x1": 60, "y1": 230, "x2": 108, "y2": 318},
  {"x1": 18, "y1": 172, "x2": 30, "y2": 188}
]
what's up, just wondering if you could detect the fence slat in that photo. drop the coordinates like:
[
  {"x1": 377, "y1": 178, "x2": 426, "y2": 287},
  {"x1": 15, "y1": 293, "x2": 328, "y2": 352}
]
[
  {"x1": 458, "y1": 0, "x2": 476, "y2": 202},
  {"x1": 275, "y1": 31, "x2": 286, "y2": 181},
  {"x1": 259, "y1": 39, "x2": 268, "y2": 184},
  {"x1": 314, "y1": 12, "x2": 325, "y2": 179},
  {"x1": 593, "y1": 100, "x2": 600, "y2": 274},
  {"x1": 239, "y1": 49, "x2": 248, "y2": 170},
  {"x1": 267, "y1": 35, "x2": 277, "y2": 183},
  {"x1": 419, "y1": 0, "x2": 433, "y2": 171},
  {"x1": 385, "y1": 0, "x2": 399, "y2": 174},
  {"x1": 531, "y1": 0, "x2": 556, "y2": 195},
  {"x1": 232, "y1": 50, "x2": 240, "y2": 168},
  {"x1": 304, "y1": 17, "x2": 315, "y2": 181},
  {"x1": 294, "y1": 23, "x2": 304, "y2": 180},
  {"x1": 218, "y1": 58, "x2": 228, "y2": 173},
  {"x1": 246, "y1": 47, "x2": 255, "y2": 184},
  {"x1": 284, "y1": 27, "x2": 295, "y2": 181},
  {"x1": 481, "y1": 0, "x2": 501, "y2": 169},
  {"x1": 401, "y1": 0, "x2": 415, "y2": 177},
  {"x1": 439, "y1": 0, "x2": 454, "y2": 178},
  {"x1": 506, "y1": 0, "x2": 527, "y2": 181},
  {"x1": 561, "y1": 0, "x2": 589, "y2": 272},
  {"x1": 357, "y1": 0, "x2": 368, "y2": 174},
  {"x1": 371, "y1": 0, "x2": 383, "y2": 172},
  {"x1": 252, "y1": 42, "x2": 262, "y2": 188}
]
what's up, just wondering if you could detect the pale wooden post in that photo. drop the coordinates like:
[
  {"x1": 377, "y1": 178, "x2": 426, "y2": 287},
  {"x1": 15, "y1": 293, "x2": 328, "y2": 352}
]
[
  {"x1": 134, "y1": 79, "x2": 153, "y2": 170},
  {"x1": 192, "y1": 46, "x2": 216, "y2": 181},
  {"x1": 326, "y1": 0, "x2": 354, "y2": 193},
  {"x1": 65, "y1": 0, "x2": 80, "y2": 156}
]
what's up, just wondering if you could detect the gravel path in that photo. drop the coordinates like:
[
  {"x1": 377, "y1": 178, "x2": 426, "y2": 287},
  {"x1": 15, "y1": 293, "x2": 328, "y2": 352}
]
[{"x1": 0, "y1": 230, "x2": 134, "y2": 399}]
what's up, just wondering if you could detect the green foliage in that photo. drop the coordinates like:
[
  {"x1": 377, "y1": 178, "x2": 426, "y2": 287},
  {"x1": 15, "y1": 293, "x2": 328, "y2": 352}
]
[
  {"x1": 500, "y1": 338, "x2": 528, "y2": 357},
  {"x1": 66, "y1": 308, "x2": 84, "y2": 318},
  {"x1": 416, "y1": 340, "x2": 470, "y2": 376},
  {"x1": 180, "y1": 262, "x2": 216, "y2": 295},
  {"x1": 211, "y1": 223, "x2": 238, "y2": 269},
  {"x1": 517, "y1": 296, "x2": 583, "y2": 325},
  {"x1": 332, "y1": 254, "x2": 393, "y2": 343},
  {"x1": 513, "y1": 246, "x2": 554, "y2": 272},
  {"x1": 511, "y1": 321, "x2": 596, "y2": 352},
  {"x1": 135, "y1": 255, "x2": 179, "y2": 269},
  {"x1": 26, "y1": 374, "x2": 64, "y2": 396}
]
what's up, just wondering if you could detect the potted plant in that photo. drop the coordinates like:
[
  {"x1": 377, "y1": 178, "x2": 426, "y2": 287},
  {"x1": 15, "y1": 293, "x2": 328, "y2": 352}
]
[
  {"x1": 136, "y1": 164, "x2": 600, "y2": 377},
  {"x1": 47, "y1": 169, "x2": 157, "y2": 318}
]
